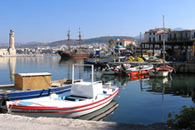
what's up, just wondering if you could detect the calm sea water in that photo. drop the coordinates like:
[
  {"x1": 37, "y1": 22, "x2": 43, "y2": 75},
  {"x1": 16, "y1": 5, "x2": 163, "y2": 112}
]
[{"x1": 0, "y1": 56, "x2": 195, "y2": 124}]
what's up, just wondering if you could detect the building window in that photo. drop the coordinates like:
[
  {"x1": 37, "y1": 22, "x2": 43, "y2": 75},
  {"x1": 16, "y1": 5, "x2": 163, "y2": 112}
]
[
  {"x1": 142, "y1": 44, "x2": 145, "y2": 48},
  {"x1": 149, "y1": 37, "x2": 151, "y2": 42},
  {"x1": 180, "y1": 33, "x2": 183, "y2": 38},
  {"x1": 120, "y1": 42, "x2": 122, "y2": 45},
  {"x1": 145, "y1": 44, "x2": 149, "y2": 48},
  {"x1": 155, "y1": 44, "x2": 160, "y2": 49},
  {"x1": 153, "y1": 32, "x2": 155, "y2": 35},
  {"x1": 159, "y1": 35, "x2": 161, "y2": 41},
  {"x1": 194, "y1": 32, "x2": 195, "y2": 38},
  {"x1": 174, "y1": 33, "x2": 176, "y2": 39},
  {"x1": 153, "y1": 37, "x2": 155, "y2": 42},
  {"x1": 186, "y1": 33, "x2": 188, "y2": 38}
]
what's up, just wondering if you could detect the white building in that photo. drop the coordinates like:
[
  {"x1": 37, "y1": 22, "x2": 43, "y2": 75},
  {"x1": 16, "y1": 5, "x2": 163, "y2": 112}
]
[
  {"x1": 115, "y1": 39, "x2": 136, "y2": 48},
  {"x1": 191, "y1": 30, "x2": 195, "y2": 40},
  {"x1": 144, "y1": 28, "x2": 171, "y2": 43}
]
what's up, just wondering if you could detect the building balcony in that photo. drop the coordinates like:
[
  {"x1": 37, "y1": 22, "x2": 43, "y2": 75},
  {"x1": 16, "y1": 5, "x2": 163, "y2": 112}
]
[{"x1": 168, "y1": 37, "x2": 191, "y2": 41}]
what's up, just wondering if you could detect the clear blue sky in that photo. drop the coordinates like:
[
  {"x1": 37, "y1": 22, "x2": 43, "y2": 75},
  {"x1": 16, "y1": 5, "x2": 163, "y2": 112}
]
[{"x1": 0, "y1": 0, "x2": 195, "y2": 43}]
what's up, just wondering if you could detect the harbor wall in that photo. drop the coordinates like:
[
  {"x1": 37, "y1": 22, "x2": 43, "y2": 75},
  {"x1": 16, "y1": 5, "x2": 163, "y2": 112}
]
[{"x1": 170, "y1": 62, "x2": 195, "y2": 73}]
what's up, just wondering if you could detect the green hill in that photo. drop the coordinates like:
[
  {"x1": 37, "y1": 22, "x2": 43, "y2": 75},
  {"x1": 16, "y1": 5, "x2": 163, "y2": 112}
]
[
  {"x1": 16, "y1": 36, "x2": 135, "y2": 48},
  {"x1": 49, "y1": 36, "x2": 135, "y2": 47}
]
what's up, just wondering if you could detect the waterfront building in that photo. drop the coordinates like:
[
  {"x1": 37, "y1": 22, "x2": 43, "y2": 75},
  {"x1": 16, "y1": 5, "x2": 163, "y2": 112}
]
[
  {"x1": 168, "y1": 30, "x2": 191, "y2": 41},
  {"x1": 144, "y1": 28, "x2": 171, "y2": 43},
  {"x1": 0, "y1": 30, "x2": 16, "y2": 56},
  {"x1": 115, "y1": 39, "x2": 135, "y2": 48},
  {"x1": 191, "y1": 30, "x2": 195, "y2": 40},
  {"x1": 141, "y1": 28, "x2": 195, "y2": 61}
]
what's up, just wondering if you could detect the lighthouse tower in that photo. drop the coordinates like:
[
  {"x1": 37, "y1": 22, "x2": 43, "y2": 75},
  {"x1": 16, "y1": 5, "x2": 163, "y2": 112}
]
[{"x1": 8, "y1": 30, "x2": 16, "y2": 55}]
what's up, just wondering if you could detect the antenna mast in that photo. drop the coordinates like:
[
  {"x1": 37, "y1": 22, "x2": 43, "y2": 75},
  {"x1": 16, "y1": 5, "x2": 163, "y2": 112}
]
[
  {"x1": 163, "y1": 15, "x2": 165, "y2": 29},
  {"x1": 162, "y1": 15, "x2": 165, "y2": 68}
]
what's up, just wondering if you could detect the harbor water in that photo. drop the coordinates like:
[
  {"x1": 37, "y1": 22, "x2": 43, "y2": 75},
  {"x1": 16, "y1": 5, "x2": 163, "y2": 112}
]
[{"x1": 0, "y1": 56, "x2": 195, "y2": 125}]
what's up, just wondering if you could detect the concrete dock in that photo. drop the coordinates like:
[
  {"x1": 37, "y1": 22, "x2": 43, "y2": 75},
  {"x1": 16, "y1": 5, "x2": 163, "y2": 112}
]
[{"x1": 0, "y1": 114, "x2": 171, "y2": 130}]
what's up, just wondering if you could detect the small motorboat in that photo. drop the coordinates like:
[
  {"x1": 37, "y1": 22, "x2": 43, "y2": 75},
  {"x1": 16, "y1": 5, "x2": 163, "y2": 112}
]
[
  {"x1": 102, "y1": 64, "x2": 120, "y2": 75},
  {"x1": 6, "y1": 64, "x2": 119, "y2": 118},
  {"x1": 117, "y1": 64, "x2": 153, "y2": 76},
  {"x1": 84, "y1": 57, "x2": 115, "y2": 66},
  {"x1": 0, "y1": 84, "x2": 71, "y2": 112},
  {"x1": 149, "y1": 65, "x2": 173, "y2": 77}
]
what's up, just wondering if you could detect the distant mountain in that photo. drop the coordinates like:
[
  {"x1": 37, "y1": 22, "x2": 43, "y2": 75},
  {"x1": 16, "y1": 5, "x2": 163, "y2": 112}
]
[
  {"x1": 49, "y1": 36, "x2": 136, "y2": 47},
  {"x1": 134, "y1": 34, "x2": 144, "y2": 40},
  {"x1": 25, "y1": 41, "x2": 41, "y2": 44},
  {"x1": 172, "y1": 27, "x2": 185, "y2": 31},
  {"x1": 16, "y1": 36, "x2": 135, "y2": 48}
]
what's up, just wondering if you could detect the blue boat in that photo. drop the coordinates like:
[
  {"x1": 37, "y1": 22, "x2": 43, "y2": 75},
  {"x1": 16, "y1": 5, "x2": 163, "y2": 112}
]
[{"x1": 0, "y1": 85, "x2": 71, "y2": 111}]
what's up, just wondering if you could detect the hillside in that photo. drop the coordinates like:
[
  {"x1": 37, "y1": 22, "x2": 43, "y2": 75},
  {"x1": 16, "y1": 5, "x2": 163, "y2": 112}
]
[
  {"x1": 49, "y1": 36, "x2": 135, "y2": 47},
  {"x1": 16, "y1": 36, "x2": 135, "y2": 48}
]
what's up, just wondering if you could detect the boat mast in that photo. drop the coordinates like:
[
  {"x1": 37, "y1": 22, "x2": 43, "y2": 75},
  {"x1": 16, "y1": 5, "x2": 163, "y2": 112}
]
[
  {"x1": 163, "y1": 15, "x2": 165, "y2": 68},
  {"x1": 79, "y1": 28, "x2": 82, "y2": 46},
  {"x1": 67, "y1": 28, "x2": 71, "y2": 45},
  {"x1": 67, "y1": 29, "x2": 71, "y2": 79}
]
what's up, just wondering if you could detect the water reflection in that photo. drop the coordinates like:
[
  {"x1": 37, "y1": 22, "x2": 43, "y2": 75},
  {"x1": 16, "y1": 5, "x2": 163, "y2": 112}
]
[
  {"x1": 74, "y1": 100, "x2": 119, "y2": 121},
  {"x1": 144, "y1": 75, "x2": 195, "y2": 103},
  {"x1": 1, "y1": 56, "x2": 195, "y2": 124},
  {"x1": 99, "y1": 75, "x2": 150, "y2": 89},
  {"x1": 99, "y1": 73, "x2": 195, "y2": 103},
  {"x1": 0, "y1": 57, "x2": 16, "y2": 81},
  {"x1": 9, "y1": 57, "x2": 16, "y2": 81}
]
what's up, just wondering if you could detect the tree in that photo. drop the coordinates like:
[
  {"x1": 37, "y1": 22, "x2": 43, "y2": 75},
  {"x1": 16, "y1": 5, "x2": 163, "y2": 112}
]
[{"x1": 108, "y1": 39, "x2": 114, "y2": 49}]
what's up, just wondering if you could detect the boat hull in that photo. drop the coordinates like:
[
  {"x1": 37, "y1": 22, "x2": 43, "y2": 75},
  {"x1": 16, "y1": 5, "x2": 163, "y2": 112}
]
[
  {"x1": 118, "y1": 64, "x2": 153, "y2": 76},
  {"x1": 58, "y1": 51, "x2": 90, "y2": 59},
  {"x1": 84, "y1": 57, "x2": 115, "y2": 65},
  {"x1": 102, "y1": 70, "x2": 115, "y2": 75},
  {"x1": 8, "y1": 88, "x2": 119, "y2": 118},
  {"x1": 77, "y1": 100, "x2": 118, "y2": 121},
  {"x1": 127, "y1": 70, "x2": 150, "y2": 76},
  {"x1": 0, "y1": 85, "x2": 71, "y2": 101},
  {"x1": 149, "y1": 70, "x2": 169, "y2": 77},
  {"x1": 57, "y1": 50, "x2": 72, "y2": 59},
  {"x1": 149, "y1": 65, "x2": 173, "y2": 77}
]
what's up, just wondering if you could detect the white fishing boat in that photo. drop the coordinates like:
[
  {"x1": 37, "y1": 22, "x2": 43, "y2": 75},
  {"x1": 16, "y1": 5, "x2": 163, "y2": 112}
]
[
  {"x1": 116, "y1": 63, "x2": 153, "y2": 76},
  {"x1": 84, "y1": 57, "x2": 115, "y2": 66},
  {"x1": 102, "y1": 64, "x2": 120, "y2": 75},
  {"x1": 6, "y1": 64, "x2": 119, "y2": 118},
  {"x1": 149, "y1": 65, "x2": 173, "y2": 77}
]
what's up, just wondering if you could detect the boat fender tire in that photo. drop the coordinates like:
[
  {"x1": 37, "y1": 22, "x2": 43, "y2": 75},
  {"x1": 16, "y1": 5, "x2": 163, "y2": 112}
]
[
  {"x1": 1, "y1": 96, "x2": 10, "y2": 106},
  {"x1": 0, "y1": 97, "x2": 10, "y2": 113}
]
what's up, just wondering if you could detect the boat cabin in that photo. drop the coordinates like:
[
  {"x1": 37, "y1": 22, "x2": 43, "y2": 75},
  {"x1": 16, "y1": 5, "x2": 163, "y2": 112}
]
[{"x1": 70, "y1": 81, "x2": 103, "y2": 99}]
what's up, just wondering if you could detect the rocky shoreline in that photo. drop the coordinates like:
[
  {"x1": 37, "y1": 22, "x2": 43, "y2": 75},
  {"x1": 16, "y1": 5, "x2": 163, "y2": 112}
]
[{"x1": 0, "y1": 114, "x2": 172, "y2": 130}]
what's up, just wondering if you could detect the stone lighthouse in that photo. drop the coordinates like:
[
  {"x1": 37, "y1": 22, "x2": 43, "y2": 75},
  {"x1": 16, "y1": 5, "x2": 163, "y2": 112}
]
[{"x1": 8, "y1": 29, "x2": 16, "y2": 55}]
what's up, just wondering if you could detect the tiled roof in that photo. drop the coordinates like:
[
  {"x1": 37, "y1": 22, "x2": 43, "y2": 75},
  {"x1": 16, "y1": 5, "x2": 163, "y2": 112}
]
[{"x1": 119, "y1": 39, "x2": 135, "y2": 42}]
